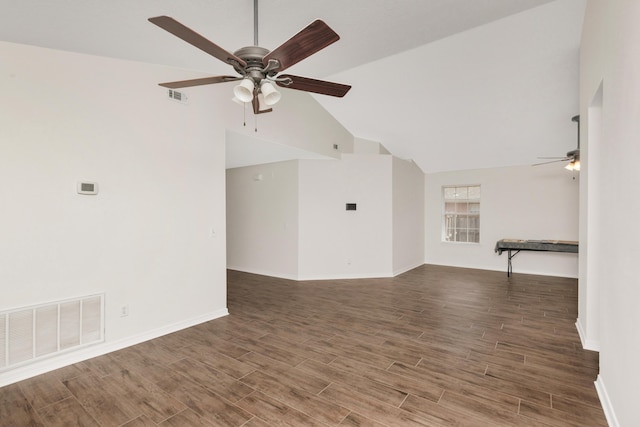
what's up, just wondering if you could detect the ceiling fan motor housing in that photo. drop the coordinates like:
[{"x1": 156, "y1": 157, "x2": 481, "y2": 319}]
[{"x1": 233, "y1": 46, "x2": 277, "y2": 81}]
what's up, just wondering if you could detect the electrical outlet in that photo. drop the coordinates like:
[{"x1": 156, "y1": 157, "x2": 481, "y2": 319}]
[{"x1": 120, "y1": 305, "x2": 129, "y2": 317}]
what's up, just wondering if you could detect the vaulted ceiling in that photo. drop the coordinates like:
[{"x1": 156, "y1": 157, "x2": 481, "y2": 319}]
[{"x1": 1, "y1": 0, "x2": 585, "y2": 173}]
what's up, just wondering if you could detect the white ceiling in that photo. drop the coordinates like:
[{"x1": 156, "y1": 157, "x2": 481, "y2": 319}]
[{"x1": 1, "y1": 0, "x2": 585, "y2": 173}]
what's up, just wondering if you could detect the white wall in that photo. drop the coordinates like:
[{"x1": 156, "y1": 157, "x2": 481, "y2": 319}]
[
  {"x1": 579, "y1": 2, "x2": 640, "y2": 426},
  {"x1": 298, "y1": 155, "x2": 393, "y2": 279},
  {"x1": 227, "y1": 153, "x2": 428, "y2": 281},
  {"x1": 425, "y1": 165, "x2": 579, "y2": 277},
  {"x1": 224, "y1": 89, "x2": 354, "y2": 160},
  {"x1": 392, "y1": 158, "x2": 425, "y2": 275},
  {"x1": 576, "y1": 83, "x2": 602, "y2": 351},
  {"x1": 226, "y1": 161, "x2": 299, "y2": 279},
  {"x1": 0, "y1": 42, "x2": 228, "y2": 385},
  {"x1": 353, "y1": 137, "x2": 390, "y2": 155}
]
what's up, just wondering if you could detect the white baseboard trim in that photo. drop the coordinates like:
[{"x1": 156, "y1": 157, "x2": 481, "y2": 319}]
[
  {"x1": 296, "y1": 271, "x2": 394, "y2": 281},
  {"x1": 228, "y1": 266, "x2": 396, "y2": 281},
  {"x1": 227, "y1": 266, "x2": 299, "y2": 281},
  {"x1": 393, "y1": 261, "x2": 425, "y2": 277},
  {"x1": 595, "y1": 374, "x2": 620, "y2": 427},
  {"x1": 0, "y1": 308, "x2": 229, "y2": 388},
  {"x1": 423, "y1": 260, "x2": 578, "y2": 279},
  {"x1": 575, "y1": 319, "x2": 601, "y2": 351}
]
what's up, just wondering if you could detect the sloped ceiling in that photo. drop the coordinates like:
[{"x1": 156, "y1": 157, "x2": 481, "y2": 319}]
[{"x1": 1, "y1": 0, "x2": 585, "y2": 173}]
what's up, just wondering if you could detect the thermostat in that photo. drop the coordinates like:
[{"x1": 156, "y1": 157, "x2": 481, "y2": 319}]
[{"x1": 77, "y1": 182, "x2": 98, "y2": 195}]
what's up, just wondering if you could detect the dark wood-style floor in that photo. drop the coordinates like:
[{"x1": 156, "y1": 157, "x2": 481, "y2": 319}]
[{"x1": 1, "y1": 265, "x2": 607, "y2": 426}]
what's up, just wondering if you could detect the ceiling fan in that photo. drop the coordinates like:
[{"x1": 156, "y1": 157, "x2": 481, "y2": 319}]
[
  {"x1": 534, "y1": 115, "x2": 580, "y2": 170},
  {"x1": 148, "y1": 0, "x2": 351, "y2": 115}
]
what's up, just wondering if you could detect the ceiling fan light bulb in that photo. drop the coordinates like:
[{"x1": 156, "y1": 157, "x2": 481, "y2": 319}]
[
  {"x1": 573, "y1": 160, "x2": 581, "y2": 171},
  {"x1": 234, "y1": 78, "x2": 255, "y2": 103},
  {"x1": 261, "y1": 81, "x2": 281, "y2": 106}
]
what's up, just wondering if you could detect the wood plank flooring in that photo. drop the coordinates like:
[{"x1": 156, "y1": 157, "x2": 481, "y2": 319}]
[{"x1": 0, "y1": 265, "x2": 607, "y2": 426}]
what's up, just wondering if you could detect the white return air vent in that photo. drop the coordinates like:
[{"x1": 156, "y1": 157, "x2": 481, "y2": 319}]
[
  {"x1": 0, "y1": 294, "x2": 104, "y2": 371},
  {"x1": 167, "y1": 89, "x2": 188, "y2": 104}
]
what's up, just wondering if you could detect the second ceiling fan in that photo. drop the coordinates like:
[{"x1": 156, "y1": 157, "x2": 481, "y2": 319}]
[
  {"x1": 149, "y1": 0, "x2": 351, "y2": 114},
  {"x1": 534, "y1": 115, "x2": 581, "y2": 171}
]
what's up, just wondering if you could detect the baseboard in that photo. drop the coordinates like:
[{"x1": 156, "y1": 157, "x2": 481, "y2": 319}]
[
  {"x1": 595, "y1": 375, "x2": 620, "y2": 427},
  {"x1": 228, "y1": 265, "x2": 396, "y2": 281},
  {"x1": 0, "y1": 308, "x2": 229, "y2": 388},
  {"x1": 575, "y1": 319, "x2": 601, "y2": 351},
  {"x1": 296, "y1": 271, "x2": 394, "y2": 281},
  {"x1": 226, "y1": 265, "x2": 299, "y2": 281},
  {"x1": 424, "y1": 260, "x2": 578, "y2": 279},
  {"x1": 393, "y1": 261, "x2": 425, "y2": 277}
]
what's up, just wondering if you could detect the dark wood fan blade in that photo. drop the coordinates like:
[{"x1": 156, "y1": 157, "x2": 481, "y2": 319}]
[
  {"x1": 276, "y1": 74, "x2": 351, "y2": 97},
  {"x1": 263, "y1": 20, "x2": 339, "y2": 72},
  {"x1": 159, "y1": 76, "x2": 241, "y2": 89},
  {"x1": 149, "y1": 16, "x2": 246, "y2": 68}
]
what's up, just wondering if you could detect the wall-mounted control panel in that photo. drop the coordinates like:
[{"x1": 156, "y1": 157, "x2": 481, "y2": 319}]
[{"x1": 77, "y1": 181, "x2": 98, "y2": 195}]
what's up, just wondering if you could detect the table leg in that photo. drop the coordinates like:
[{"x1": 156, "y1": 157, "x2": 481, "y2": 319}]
[{"x1": 506, "y1": 249, "x2": 520, "y2": 277}]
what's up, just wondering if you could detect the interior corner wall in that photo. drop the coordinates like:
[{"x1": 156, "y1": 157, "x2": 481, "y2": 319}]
[
  {"x1": 579, "y1": 2, "x2": 640, "y2": 426},
  {"x1": 298, "y1": 155, "x2": 393, "y2": 280},
  {"x1": 392, "y1": 158, "x2": 425, "y2": 275},
  {"x1": 226, "y1": 161, "x2": 299, "y2": 280},
  {"x1": 0, "y1": 42, "x2": 228, "y2": 386},
  {"x1": 353, "y1": 137, "x2": 383, "y2": 154},
  {"x1": 576, "y1": 82, "x2": 602, "y2": 352},
  {"x1": 226, "y1": 154, "x2": 421, "y2": 282},
  {"x1": 424, "y1": 165, "x2": 579, "y2": 277}
]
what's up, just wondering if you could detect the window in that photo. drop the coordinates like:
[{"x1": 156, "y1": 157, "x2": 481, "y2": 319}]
[{"x1": 443, "y1": 185, "x2": 480, "y2": 243}]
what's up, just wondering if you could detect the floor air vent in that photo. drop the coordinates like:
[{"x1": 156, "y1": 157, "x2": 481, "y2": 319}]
[{"x1": 0, "y1": 294, "x2": 104, "y2": 371}]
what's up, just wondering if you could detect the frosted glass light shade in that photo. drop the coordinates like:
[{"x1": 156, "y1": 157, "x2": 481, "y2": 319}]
[
  {"x1": 261, "y1": 81, "x2": 281, "y2": 106},
  {"x1": 233, "y1": 78, "x2": 255, "y2": 103},
  {"x1": 565, "y1": 160, "x2": 581, "y2": 171}
]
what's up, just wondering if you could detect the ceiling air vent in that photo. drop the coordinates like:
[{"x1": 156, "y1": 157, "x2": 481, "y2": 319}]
[{"x1": 167, "y1": 89, "x2": 188, "y2": 104}]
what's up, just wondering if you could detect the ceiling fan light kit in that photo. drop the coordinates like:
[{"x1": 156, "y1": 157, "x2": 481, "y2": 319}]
[
  {"x1": 148, "y1": 0, "x2": 351, "y2": 122},
  {"x1": 233, "y1": 78, "x2": 255, "y2": 103},
  {"x1": 565, "y1": 159, "x2": 580, "y2": 171},
  {"x1": 260, "y1": 80, "x2": 281, "y2": 106}
]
